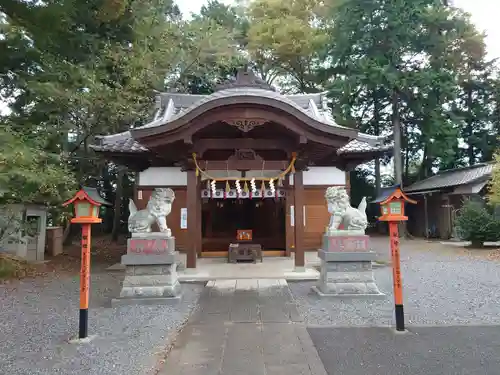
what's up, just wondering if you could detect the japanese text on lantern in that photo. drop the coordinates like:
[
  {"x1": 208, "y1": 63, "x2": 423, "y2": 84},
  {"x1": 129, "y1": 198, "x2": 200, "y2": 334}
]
[
  {"x1": 81, "y1": 234, "x2": 89, "y2": 294},
  {"x1": 390, "y1": 236, "x2": 402, "y2": 289}
]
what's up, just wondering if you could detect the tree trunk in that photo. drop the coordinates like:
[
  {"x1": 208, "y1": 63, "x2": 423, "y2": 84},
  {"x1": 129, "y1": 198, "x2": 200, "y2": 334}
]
[
  {"x1": 62, "y1": 220, "x2": 73, "y2": 246},
  {"x1": 102, "y1": 162, "x2": 114, "y2": 233},
  {"x1": 403, "y1": 122, "x2": 410, "y2": 183},
  {"x1": 111, "y1": 167, "x2": 126, "y2": 242},
  {"x1": 466, "y1": 88, "x2": 475, "y2": 166},
  {"x1": 392, "y1": 91, "x2": 403, "y2": 186},
  {"x1": 373, "y1": 90, "x2": 382, "y2": 197},
  {"x1": 392, "y1": 90, "x2": 407, "y2": 237},
  {"x1": 419, "y1": 144, "x2": 433, "y2": 179}
]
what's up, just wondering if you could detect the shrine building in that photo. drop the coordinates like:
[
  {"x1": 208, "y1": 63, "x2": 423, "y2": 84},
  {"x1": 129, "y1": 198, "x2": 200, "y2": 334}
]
[{"x1": 92, "y1": 68, "x2": 392, "y2": 270}]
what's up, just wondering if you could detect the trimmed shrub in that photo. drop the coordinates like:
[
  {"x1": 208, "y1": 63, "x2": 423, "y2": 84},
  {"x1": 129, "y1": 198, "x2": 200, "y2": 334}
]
[{"x1": 455, "y1": 199, "x2": 500, "y2": 247}]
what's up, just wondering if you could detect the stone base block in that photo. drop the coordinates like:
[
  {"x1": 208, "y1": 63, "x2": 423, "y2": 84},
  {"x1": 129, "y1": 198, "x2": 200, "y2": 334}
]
[
  {"x1": 314, "y1": 249, "x2": 384, "y2": 298},
  {"x1": 127, "y1": 235, "x2": 175, "y2": 256},
  {"x1": 111, "y1": 296, "x2": 181, "y2": 307},
  {"x1": 119, "y1": 279, "x2": 181, "y2": 298},
  {"x1": 311, "y1": 285, "x2": 385, "y2": 299},
  {"x1": 121, "y1": 253, "x2": 176, "y2": 266},
  {"x1": 322, "y1": 233, "x2": 370, "y2": 252},
  {"x1": 115, "y1": 251, "x2": 182, "y2": 304},
  {"x1": 69, "y1": 335, "x2": 98, "y2": 344}
]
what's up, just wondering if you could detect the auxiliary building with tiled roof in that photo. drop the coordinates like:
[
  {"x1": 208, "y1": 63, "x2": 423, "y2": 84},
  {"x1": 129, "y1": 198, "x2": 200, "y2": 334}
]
[
  {"x1": 405, "y1": 163, "x2": 493, "y2": 195},
  {"x1": 403, "y1": 163, "x2": 494, "y2": 239}
]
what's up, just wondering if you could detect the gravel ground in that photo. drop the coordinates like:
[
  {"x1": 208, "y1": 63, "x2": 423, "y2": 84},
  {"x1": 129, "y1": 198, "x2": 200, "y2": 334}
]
[
  {"x1": 0, "y1": 270, "x2": 203, "y2": 375},
  {"x1": 290, "y1": 245, "x2": 500, "y2": 327}
]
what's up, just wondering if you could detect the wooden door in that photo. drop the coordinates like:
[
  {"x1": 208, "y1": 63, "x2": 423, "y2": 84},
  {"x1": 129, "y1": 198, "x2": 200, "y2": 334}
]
[{"x1": 303, "y1": 188, "x2": 330, "y2": 250}]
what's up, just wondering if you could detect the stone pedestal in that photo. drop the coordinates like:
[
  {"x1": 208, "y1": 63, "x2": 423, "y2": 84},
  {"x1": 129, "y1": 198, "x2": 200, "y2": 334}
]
[
  {"x1": 313, "y1": 233, "x2": 384, "y2": 298},
  {"x1": 112, "y1": 233, "x2": 181, "y2": 306}
]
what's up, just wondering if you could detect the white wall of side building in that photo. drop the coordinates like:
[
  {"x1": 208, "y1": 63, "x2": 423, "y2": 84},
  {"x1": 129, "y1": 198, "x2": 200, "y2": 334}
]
[
  {"x1": 138, "y1": 167, "x2": 187, "y2": 186},
  {"x1": 137, "y1": 166, "x2": 346, "y2": 187}
]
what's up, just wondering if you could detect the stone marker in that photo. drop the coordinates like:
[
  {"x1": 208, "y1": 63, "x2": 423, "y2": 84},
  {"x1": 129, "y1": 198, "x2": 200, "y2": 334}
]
[
  {"x1": 112, "y1": 188, "x2": 182, "y2": 306},
  {"x1": 312, "y1": 187, "x2": 384, "y2": 298}
]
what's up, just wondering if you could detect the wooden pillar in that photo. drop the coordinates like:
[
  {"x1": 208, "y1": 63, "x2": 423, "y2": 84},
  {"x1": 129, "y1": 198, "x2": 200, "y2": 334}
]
[
  {"x1": 196, "y1": 180, "x2": 202, "y2": 257},
  {"x1": 345, "y1": 170, "x2": 351, "y2": 195},
  {"x1": 284, "y1": 175, "x2": 294, "y2": 257},
  {"x1": 294, "y1": 170, "x2": 305, "y2": 269},
  {"x1": 424, "y1": 194, "x2": 429, "y2": 239},
  {"x1": 186, "y1": 170, "x2": 200, "y2": 269}
]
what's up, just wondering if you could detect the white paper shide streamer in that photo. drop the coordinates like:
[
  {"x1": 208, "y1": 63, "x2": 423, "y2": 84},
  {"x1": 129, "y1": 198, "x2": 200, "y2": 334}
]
[
  {"x1": 235, "y1": 180, "x2": 242, "y2": 196},
  {"x1": 210, "y1": 180, "x2": 216, "y2": 196},
  {"x1": 269, "y1": 179, "x2": 275, "y2": 195},
  {"x1": 250, "y1": 178, "x2": 257, "y2": 193}
]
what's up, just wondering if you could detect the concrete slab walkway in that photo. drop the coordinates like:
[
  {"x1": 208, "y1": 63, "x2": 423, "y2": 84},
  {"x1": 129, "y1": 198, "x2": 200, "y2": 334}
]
[
  {"x1": 308, "y1": 326, "x2": 500, "y2": 375},
  {"x1": 158, "y1": 279, "x2": 327, "y2": 375}
]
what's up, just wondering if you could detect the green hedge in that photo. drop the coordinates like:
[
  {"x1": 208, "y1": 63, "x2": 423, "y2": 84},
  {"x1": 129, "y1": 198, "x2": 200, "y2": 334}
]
[{"x1": 455, "y1": 199, "x2": 500, "y2": 247}]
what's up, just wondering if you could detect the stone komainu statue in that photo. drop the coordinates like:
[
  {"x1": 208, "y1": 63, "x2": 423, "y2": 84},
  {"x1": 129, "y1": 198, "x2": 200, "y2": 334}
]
[
  {"x1": 128, "y1": 188, "x2": 175, "y2": 236},
  {"x1": 325, "y1": 186, "x2": 368, "y2": 234}
]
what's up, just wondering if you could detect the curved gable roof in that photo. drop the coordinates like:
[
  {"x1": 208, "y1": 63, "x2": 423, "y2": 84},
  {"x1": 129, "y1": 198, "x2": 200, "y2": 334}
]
[
  {"x1": 92, "y1": 68, "x2": 391, "y2": 156},
  {"x1": 131, "y1": 87, "x2": 357, "y2": 140}
]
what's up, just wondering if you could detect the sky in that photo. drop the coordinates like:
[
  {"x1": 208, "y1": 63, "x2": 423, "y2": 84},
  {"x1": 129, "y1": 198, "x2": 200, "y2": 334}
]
[{"x1": 178, "y1": 0, "x2": 500, "y2": 60}]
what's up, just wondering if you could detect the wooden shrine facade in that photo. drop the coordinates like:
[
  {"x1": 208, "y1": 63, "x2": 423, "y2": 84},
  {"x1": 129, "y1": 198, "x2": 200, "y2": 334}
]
[{"x1": 92, "y1": 68, "x2": 392, "y2": 269}]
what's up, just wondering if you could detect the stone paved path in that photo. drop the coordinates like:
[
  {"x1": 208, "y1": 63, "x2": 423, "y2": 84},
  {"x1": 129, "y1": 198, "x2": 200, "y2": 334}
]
[{"x1": 158, "y1": 279, "x2": 327, "y2": 375}]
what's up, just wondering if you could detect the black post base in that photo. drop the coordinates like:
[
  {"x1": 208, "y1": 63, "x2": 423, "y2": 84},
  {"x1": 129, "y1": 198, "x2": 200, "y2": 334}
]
[
  {"x1": 79, "y1": 308, "x2": 88, "y2": 339},
  {"x1": 395, "y1": 304, "x2": 405, "y2": 331}
]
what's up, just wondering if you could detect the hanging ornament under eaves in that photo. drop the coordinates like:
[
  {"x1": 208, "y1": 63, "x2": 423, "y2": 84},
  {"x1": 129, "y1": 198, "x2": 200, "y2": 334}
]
[
  {"x1": 210, "y1": 180, "x2": 216, "y2": 196},
  {"x1": 235, "y1": 180, "x2": 242, "y2": 196},
  {"x1": 269, "y1": 179, "x2": 275, "y2": 195},
  {"x1": 250, "y1": 178, "x2": 257, "y2": 193}
]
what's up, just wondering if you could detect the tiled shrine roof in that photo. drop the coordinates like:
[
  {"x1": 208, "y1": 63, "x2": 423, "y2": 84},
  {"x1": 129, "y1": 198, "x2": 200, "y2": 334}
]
[
  {"x1": 92, "y1": 69, "x2": 392, "y2": 156},
  {"x1": 405, "y1": 163, "x2": 493, "y2": 194}
]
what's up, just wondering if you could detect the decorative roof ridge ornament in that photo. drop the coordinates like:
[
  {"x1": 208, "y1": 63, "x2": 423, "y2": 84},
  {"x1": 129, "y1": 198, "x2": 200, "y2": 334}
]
[{"x1": 215, "y1": 66, "x2": 277, "y2": 92}]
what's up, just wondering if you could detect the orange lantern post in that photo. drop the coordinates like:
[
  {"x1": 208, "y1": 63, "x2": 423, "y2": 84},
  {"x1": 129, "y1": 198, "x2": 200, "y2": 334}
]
[
  {"x1": 376, "y1": 185, "x2": 416, "y2": 331},
  {"x1": 63, "y1": 187, "x2": 110, "y2": 339}
]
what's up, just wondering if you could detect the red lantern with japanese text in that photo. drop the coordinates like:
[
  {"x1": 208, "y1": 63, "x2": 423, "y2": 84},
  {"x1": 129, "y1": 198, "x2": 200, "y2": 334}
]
[
  {"x1": 377, "y1": 187, "x2": 416, "y2": 222},
  {"x1": 62, "y1": 187, "x2": 110, "y2": 339},
  {"x1": 376, "y1": 185, "x2": 416, "y2": 331}
]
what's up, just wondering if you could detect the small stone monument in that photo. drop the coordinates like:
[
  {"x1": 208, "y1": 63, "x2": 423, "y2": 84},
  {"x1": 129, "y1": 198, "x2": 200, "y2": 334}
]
[
  {"x1": 312, "y1": 187, "x2": 384, "y2": 297},
  {"x1": 112, "y1": 188, "x2": 181, "y2": 306}
]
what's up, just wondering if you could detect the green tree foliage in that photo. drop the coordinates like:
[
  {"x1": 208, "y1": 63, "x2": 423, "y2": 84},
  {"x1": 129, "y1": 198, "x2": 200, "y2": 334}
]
[
  {"x1": 246, "y1": 0, "x2": 329, "y2": 91},
  {"x1": 325, "y1": 0, "x2": 493, "y2": 182},
  {"x1": 450, "y1": 23, "x2": 498, "y2": 167},
  {"x1": 489, "y1": 152, "x2": 500, "y2": 206},
  {"x1": 0, "y1": 125, "x2": 76, "y2": 205},
  {"x1": 0, "y1": 0, "x2": 239, "y2": 240},
  {"x1": 172, "y1": 1, "x2": 245, "y2": 94}
]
